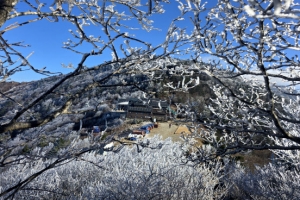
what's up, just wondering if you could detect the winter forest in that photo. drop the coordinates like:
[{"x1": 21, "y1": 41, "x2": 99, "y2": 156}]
[{"x1": 1, "y1": 0, "x2": 300, "y2": 199}]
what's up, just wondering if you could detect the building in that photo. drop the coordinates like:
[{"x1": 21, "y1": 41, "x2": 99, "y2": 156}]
[
  {"x1": 127, "y1": 106, "x2": 152, "y2": 119},
  {"x1": 117, "y1": 97, "x2": 169, "y2": 121}
]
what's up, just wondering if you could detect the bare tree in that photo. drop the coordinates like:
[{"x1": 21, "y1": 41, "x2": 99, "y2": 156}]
[
  {"x1": 0, "y1": 0, "x2": 17, "y2": 27},
  {"x1": 0, "y1": 0, "x2": 192, "y2": 134},
  {"x1": 3, "y1": 0, "x2": 300, "y2": 198},
  {"x1": 187, "y1": 0, "x2": 300, "y2": 155},
  {"x1": 0, "y1": 1, "x2": 203, "y2": 198}
]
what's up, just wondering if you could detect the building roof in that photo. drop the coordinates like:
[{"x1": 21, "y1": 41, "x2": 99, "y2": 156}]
[
  {"x1": 150, "y1": 99, "x2": 168, "y2": 108},
  {"x1": 118, "y1": 97, "x2": 169, "y2": 110},
  {"x1": 118, "y1": 102, "x2": 129, "y2": 105},
  {"x1": 118, "y1": 98, "x2": 144, "y2": 103},
  {"x1": 129, "y1": 101, "x2": 146, "y2": 107},
  {"x1": 128, "y1": 106, "x2": 152, "y2": 113},
  {"x1": 152, "y1": 108, "x2": 166, "y2": 114}
]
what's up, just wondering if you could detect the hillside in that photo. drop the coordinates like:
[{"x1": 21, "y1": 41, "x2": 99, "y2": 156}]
[
  {"x1": 0, "y1": 81, "x2": 22, "y2": 93},
  {"x1": 0, "y1": 59, "x2": 297, "y2": 200},
  {"x1": 0, "y1": 59, "x2": 251, "y2": 137}
]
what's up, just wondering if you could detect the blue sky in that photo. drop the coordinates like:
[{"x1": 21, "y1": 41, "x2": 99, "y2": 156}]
[{"x1": 2, "y1": 1, "x2": 216, "y2": 82}]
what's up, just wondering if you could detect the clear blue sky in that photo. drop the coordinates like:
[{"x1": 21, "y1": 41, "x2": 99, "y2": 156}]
[{"x1": 2, "y1": 1, "x2": 216, "y2": 82}]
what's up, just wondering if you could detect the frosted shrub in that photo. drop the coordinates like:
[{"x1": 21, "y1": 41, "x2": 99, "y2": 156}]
[{"x1": 0, "y1": 137, "x2": 227, "y2": 199}]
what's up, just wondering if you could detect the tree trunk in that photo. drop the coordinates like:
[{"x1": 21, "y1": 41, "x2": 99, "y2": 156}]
[{"x1": 0, "y1": 0, "x2": 18, "y2": 27}]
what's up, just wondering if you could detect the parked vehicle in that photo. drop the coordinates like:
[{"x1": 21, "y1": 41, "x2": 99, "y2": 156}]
[
  {"x1": 128, "y1": 137, "x2": 137, "y2": 141},
  {"x1": 132, "y1": 130, "x2": 146, "y2": 136},
  {"x1": 139, "y1": 127, "x2": 150, "y2": 134},
  {"x1": 144, "y1": 123, "x2": 154, "y2": 129},
  {"x1": 128, "y1": 133, "x2": 143, "y2": 139}
]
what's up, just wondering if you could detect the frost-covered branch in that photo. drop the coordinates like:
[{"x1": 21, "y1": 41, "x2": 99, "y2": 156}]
[{"x1": 188, "y1": 0, "x2": 300, "y2": 152}]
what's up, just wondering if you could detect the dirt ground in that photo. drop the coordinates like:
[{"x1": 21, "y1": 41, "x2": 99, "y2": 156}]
[
  {"x1": 126, "y1": 120, "x2": 203, "y2": 146},
  {"x1": 127, "y1": 121, "x2": 268, "y2": 169},
  {"x1": 141, "y1": 121, "x2": 186, "y2": 142}
]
